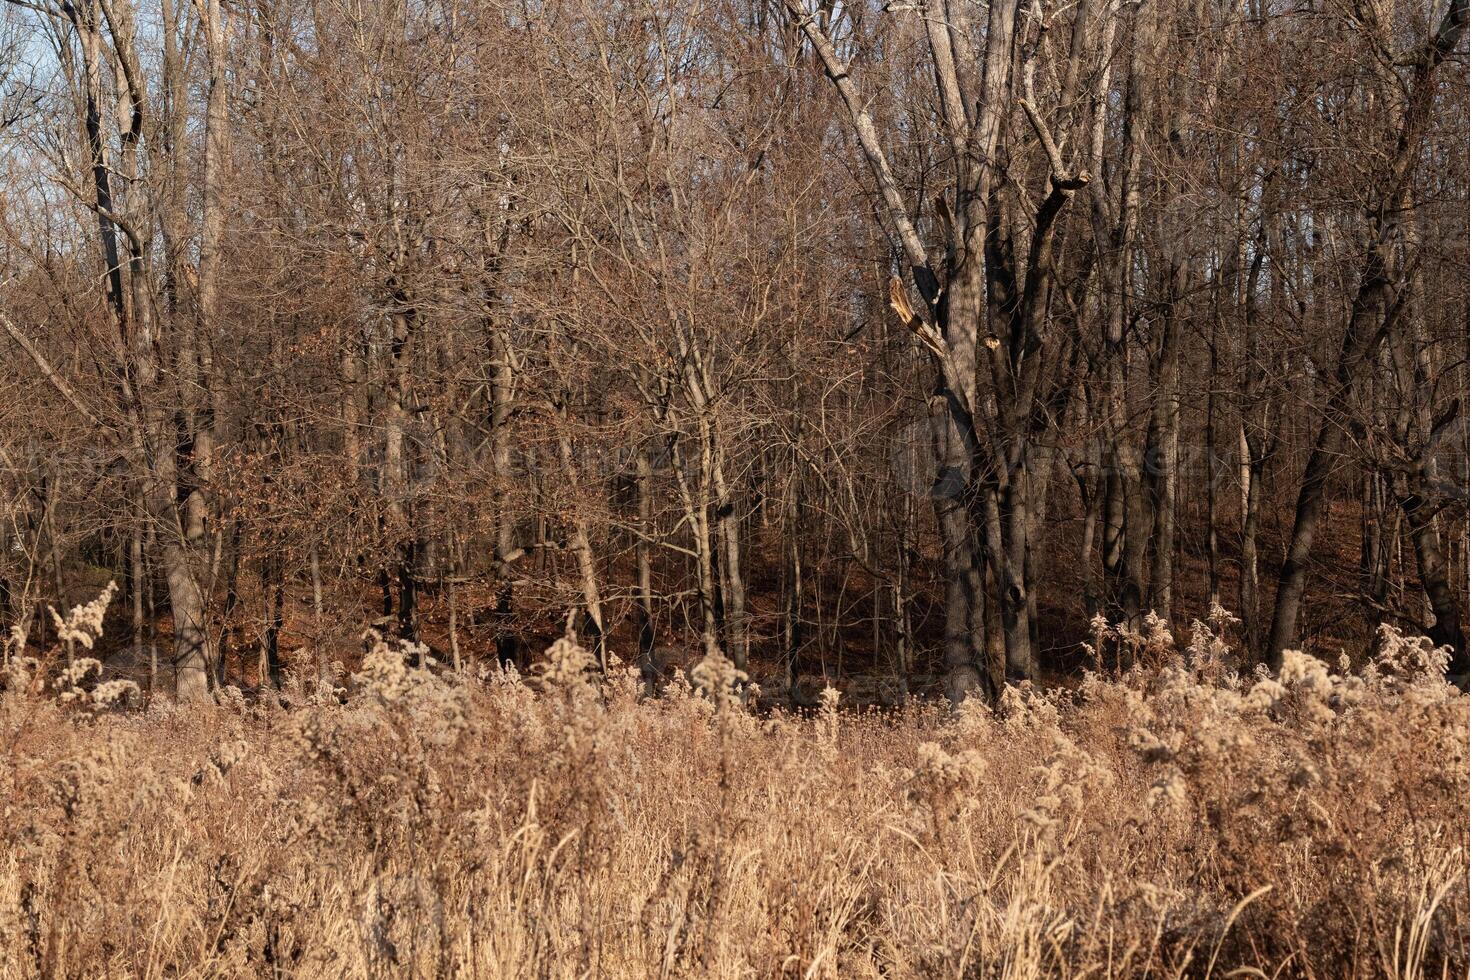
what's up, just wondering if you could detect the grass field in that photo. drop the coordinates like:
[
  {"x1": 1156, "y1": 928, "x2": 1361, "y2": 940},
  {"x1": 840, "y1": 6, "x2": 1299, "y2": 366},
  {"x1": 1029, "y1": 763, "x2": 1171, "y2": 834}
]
[{"x1": 2, "y1": 614, "x2": 1468, "y2": 977}]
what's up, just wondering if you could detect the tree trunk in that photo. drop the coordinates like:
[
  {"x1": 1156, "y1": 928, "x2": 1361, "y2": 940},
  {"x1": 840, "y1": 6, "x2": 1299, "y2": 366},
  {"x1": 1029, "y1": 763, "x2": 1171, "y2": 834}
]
[
  {"x1": 185, "y1": 0, "x2": 228, "y2": 549},
  {"x1": 554, "y1": 405, "x2": 606, "y2": 668},
  {"x1": 635, "y1": 449, "x2": 657, "y2": 695},
  {"x1": 1268, "y1": 0, "x2": 1470, "y2": 662},
  {"x1": 710, "y1": 436, "x2": 748, "y2": 673},
  {"x1": 1267, "y1": 244, "x2": 1394, "y2": 663},
  {"x1": 1145, "y1": 271, "x2": 1183, "y2": 619},
  {"x1": 309, "y1": 542, "x2": 326, "y2": 689},
  {"x1": 1398, "y1": 484, "x2": 1467, "y2": 672}
]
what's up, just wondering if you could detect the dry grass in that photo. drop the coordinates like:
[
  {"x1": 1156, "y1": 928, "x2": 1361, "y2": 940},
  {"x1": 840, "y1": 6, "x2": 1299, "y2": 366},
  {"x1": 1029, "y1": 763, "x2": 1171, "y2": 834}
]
[{"x1": 3, "y1": 608, "x2": 1470, "y2": 977}]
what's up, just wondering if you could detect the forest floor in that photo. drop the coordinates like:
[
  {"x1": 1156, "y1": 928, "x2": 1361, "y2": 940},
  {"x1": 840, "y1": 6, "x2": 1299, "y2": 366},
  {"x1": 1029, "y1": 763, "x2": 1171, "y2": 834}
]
[{"x1": 86, "y1": 492, "x2": 1399, "y2": 706}]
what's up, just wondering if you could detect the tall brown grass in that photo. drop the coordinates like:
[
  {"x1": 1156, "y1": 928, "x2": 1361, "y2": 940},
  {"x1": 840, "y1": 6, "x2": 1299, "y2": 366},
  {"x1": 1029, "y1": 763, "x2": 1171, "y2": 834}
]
[{"x1": 2, "y1": 602, "x2": 1469, "y2": 977}]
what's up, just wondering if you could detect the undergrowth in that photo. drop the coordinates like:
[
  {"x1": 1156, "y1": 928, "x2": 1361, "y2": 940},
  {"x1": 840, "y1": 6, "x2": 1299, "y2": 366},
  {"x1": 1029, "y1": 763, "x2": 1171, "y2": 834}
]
[{"x1": 1, "y1": 594, "x2": 1468, "y2": 977}]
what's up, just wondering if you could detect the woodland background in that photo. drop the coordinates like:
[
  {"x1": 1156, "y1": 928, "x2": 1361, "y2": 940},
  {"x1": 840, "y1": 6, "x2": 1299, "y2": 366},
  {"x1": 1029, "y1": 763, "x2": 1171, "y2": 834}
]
[{"x1": 0, "y1": 0, "x2": 1468, "y2": 702}]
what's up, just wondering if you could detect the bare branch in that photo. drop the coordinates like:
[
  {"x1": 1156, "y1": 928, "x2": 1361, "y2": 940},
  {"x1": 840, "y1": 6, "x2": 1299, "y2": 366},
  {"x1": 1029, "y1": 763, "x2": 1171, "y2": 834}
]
[
  {"x1": 0, "y1": 313, "x2": 101, "y2": 426},
  {"x1": 1019, "y1": 97, "x2": 1090, "y2": 188},
  {"x1": 784, "y1": 0, "x2": 940, "y2": 303}
]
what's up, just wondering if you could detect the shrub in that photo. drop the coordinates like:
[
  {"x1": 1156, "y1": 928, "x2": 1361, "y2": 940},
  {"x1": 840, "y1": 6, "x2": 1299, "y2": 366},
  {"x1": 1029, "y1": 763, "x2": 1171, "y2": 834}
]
[{"x1": 1, "y1": 599, "x2": 1467, "y2": 976}]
